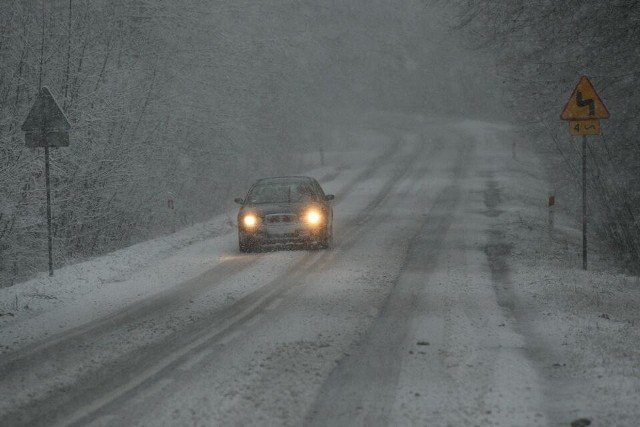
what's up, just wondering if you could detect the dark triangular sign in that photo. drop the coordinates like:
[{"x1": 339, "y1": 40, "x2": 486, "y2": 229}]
[{"x1": 22, "y1": 87, "x2": 70, "y2": 132}]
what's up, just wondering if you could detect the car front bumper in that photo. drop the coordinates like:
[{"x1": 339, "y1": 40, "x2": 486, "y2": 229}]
[{"x1": 240, "y1": 224, "x2": 327, "y2": 246}]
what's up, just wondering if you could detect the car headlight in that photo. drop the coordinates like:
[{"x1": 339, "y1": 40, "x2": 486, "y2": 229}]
[
  {"x1": 243, "y1": 214, "x2": 259, "y2": 228},
  {"x1": 305, "y1": 209, "x2": 322, "y2": 225}
]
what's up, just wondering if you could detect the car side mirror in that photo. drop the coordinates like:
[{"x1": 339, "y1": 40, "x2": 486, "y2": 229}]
[
  {"x1": 325, "y1": 194, "x2": 335, "y2": 201},
  {"x1": 234, "y1": 198, "x2": 244, "y2": 205}
]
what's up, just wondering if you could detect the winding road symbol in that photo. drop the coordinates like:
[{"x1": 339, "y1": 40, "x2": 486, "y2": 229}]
[
  {"x1": 575, "y1": 91, "x2": 595, "y2": 116},
  {"x1": 560, "y1": 76, "x2": 609, "y2": 121}
]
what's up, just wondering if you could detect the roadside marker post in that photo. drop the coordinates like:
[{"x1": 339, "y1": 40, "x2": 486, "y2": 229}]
[
  {"x1": 560, "y1": 76, "x2": 609, "y2": 270},
  {"x1": 21, "y1": 87, "x2": 71, "y2": 277},
  {"x1": 548, "y1": 194, "x2": 555, "y2": 243}
]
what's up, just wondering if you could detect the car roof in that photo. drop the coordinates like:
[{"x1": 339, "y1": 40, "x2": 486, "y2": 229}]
[{"x1": 253, "y1": 176, "x2": 316, "y2": 186}]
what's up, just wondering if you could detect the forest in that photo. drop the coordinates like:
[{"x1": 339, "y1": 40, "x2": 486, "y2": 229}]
[{"x1": 0, "y1": 0, "x2": 497, "y2": 286}]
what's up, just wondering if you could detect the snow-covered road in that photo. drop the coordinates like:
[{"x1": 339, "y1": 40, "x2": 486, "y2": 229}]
[{"x1": 2, "y1": 117, "x2": 639, "y2": 426}]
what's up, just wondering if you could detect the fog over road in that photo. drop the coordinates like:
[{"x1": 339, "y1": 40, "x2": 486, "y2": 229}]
[{"x1": 2, "y1": 117, "x2": 550, "y2": 426}]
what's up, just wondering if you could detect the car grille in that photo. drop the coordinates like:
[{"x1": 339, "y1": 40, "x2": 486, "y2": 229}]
[{"x1": 265, "y1": 214, "x2": 297, "y2": 224}]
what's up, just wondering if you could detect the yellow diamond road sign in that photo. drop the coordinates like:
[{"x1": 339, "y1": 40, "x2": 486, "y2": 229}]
[{"x1": 561, "y1": 76, "x2": 609, "y2": 121}]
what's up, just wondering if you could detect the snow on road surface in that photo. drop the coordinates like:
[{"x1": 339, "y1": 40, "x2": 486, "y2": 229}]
[{"x1": 1, "y1": 116, "x2": 639, "y2": 426}]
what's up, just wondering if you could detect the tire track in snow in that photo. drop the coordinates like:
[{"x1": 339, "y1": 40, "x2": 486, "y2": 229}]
[{"x1": 304, "y1": 137, "x2": 469, "y2": 427}]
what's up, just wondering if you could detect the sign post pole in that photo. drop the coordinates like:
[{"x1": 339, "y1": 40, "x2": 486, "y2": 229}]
[
  {"x1": 582, "y1": 134, "x2": 587, "y2": 270},
  {"x1": 560, "y1": 76, "x2": 609, "y2": 271},
  {"x1": 21, "y1": 87, "x2": 70, "y2": 277},
  {"x1": 44, "y1": 142, "x2": 54, "y2": 276},
  {"x1": 40, "y1": 91, "x2": 54, "y2": 277}
]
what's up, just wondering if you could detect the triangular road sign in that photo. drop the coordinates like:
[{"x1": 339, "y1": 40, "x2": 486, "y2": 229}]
[
  {"x1": 561, "y1": 76, "x2": 609, "y2": 121},
  {"x1": 21, "y1": 87, "x2": 70, "y2": 132}
]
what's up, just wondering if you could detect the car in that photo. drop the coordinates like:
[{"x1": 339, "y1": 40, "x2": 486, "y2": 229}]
[{"x1": 234, "y1": 176, "x2": 334, "y2": 252}]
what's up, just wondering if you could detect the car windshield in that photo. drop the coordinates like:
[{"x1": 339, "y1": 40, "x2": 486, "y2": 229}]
[{"x1": 247, "y1": 182, "x2": 317, "y2": 204}]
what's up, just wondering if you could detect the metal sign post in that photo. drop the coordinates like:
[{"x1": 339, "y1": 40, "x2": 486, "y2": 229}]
[
  {"x1": 44, "y1": 134, "x2": 53, "y2": 276},
  {"x1": 21, "y1": 87, "x2": 71, "y2": 276},
  {"x1": 582, "y1": 135, "x2": 587, "y2": 270},
  {"x1": 560, "y1": 76, "x2": 609, "y2": 270}
]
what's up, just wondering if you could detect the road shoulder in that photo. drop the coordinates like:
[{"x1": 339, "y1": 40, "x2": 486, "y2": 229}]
[{"x1": 491, "y1": 126, "x2": 640, "y2": 426}]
